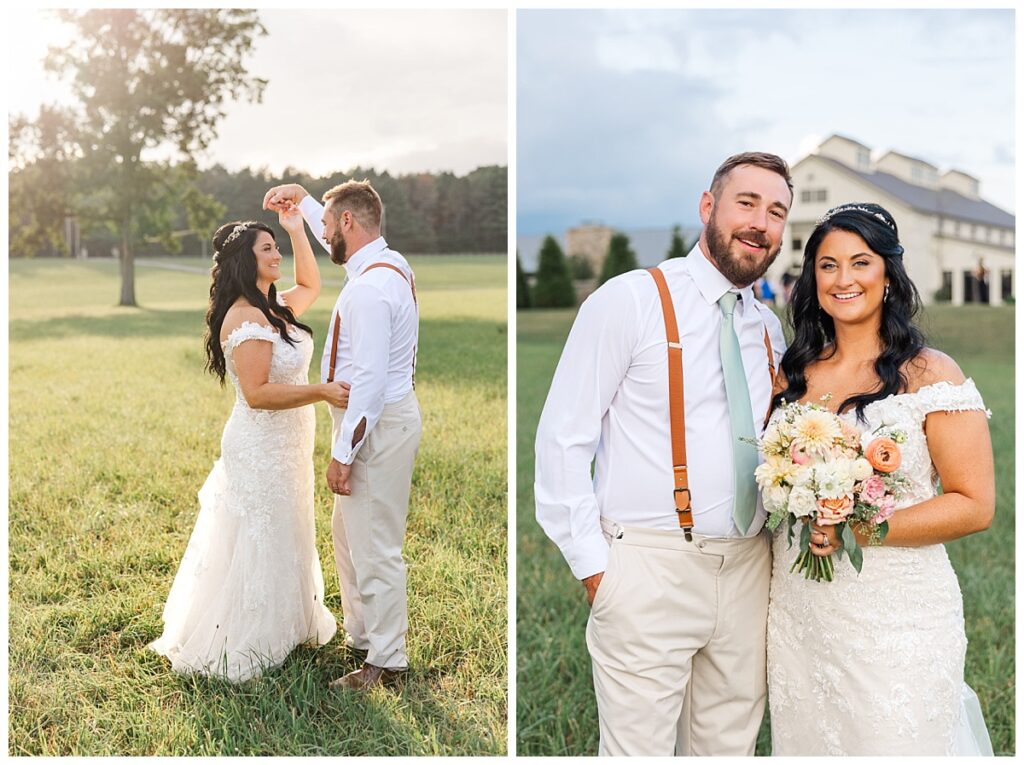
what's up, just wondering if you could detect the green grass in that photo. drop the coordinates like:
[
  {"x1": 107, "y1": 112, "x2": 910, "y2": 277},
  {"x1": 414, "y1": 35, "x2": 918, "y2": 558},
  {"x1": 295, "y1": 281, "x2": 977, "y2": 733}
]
[
  {"x1": 8, "y1": 254, "x2": 507, "y2": 756},
  {"x1": 516, "y1": 303, "x2": 1015, "y2": 756}
]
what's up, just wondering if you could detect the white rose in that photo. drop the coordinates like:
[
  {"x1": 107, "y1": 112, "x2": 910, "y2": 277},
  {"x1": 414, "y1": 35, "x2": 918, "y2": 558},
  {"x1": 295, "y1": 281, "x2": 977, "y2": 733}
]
[
  {"x1": 762, "y1": 484, "x2": 790, "y2": 514},
  {"x1": 791, "y1": 465, "x2": 815, "y2": 487},
  {"x1": 850, "y1": 457, "x2": 873, "y2": 482},
  {"x1": 788, "y1": 485, "x2": 818, "y2": 518},
  {"x1": 754, "y1": 460, "x2": 776, "y2": 490}
]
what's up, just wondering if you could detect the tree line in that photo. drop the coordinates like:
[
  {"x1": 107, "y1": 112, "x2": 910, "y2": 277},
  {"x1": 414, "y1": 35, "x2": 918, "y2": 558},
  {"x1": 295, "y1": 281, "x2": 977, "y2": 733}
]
[
  {"x1": 518, "y1": 225, "x2": 690, "y2": 309},
  {"x1": 8, "y1": 9, "x2": 505, "y2": 309},
  {"x1": 9, "y1": 158, "x2": 508, "y2": 260}
]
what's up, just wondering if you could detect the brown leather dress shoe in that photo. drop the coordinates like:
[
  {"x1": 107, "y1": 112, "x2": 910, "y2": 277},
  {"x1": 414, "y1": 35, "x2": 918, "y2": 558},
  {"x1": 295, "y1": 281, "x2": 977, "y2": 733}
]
[{"x1": 329, "y1": 662, "x2": 407, "y2": 691}]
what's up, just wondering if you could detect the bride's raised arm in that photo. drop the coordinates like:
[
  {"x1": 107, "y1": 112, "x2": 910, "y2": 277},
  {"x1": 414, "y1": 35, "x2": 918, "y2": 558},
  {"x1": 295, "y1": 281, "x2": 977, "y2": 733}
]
[{"x1": 276, "y1": 203, "x2": 321, "y2": 317}]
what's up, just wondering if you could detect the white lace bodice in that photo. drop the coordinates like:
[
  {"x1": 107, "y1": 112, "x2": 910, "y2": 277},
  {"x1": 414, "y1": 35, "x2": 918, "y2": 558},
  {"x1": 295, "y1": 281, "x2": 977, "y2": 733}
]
[
  {"x1": 224, "y1": 321, "x2": 314, "y2": 391},
  {"x1": 833, "y1": 379, "x2": 990, "y2": 510}
]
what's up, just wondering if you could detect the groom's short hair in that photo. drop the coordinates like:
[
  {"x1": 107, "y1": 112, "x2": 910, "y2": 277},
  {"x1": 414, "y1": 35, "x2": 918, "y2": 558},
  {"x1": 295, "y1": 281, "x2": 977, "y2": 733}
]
[
  {"x1": 323, "y1": 180, "x2": 383, "y2": 231},
  {"x1": 710, "y1": 152, "x2": 793, "y2": 200}
]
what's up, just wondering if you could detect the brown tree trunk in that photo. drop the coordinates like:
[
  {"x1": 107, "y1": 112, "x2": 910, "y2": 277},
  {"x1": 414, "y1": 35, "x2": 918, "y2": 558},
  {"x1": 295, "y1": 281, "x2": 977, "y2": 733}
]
[{"x1": 118, "y1": 221, "x2": 136, "y2": 306}]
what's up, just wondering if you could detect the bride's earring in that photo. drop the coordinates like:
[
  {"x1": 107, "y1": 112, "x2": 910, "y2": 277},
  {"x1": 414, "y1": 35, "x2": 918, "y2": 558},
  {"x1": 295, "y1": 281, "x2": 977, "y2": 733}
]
[{"x1": 884, "y1": 283, "x2": 890, "y2": 302}]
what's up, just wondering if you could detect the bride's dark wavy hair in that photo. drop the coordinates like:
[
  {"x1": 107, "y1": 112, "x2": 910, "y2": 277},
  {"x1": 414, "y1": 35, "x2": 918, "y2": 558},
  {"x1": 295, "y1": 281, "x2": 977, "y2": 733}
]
[
  {"x1": 771, "y1": 202, "x2": 925, "y2": 422},
  {"x1": 204, "y1": 220, "x2": 313, "y2": 385}
]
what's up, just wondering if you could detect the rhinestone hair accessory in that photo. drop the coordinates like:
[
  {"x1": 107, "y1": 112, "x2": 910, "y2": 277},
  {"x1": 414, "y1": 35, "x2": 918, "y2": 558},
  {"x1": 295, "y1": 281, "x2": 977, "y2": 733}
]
[
  {"x1": 212, "y1": 223, "x2": 252, "y2": 261},
  {"x1": 816, "y1": 204, "x2": 896, "y2": 231},
  {"x1": 223, "y1": 223, "x2": 250, "y2": 246}
]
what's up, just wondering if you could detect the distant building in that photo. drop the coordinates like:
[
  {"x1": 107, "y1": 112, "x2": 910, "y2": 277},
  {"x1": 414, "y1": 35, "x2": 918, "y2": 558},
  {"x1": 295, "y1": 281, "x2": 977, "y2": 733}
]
[
  {"x1": 566, "y1": 223, "x2": 614, "y2": 274},
  {"x1": 771, "y1": 134, "x2": 1015, "y2": 306}
]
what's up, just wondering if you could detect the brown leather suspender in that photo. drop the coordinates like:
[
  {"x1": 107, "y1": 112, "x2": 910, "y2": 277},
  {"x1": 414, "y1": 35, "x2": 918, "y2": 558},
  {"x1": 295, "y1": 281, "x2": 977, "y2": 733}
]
[
  {"x1": 326, "y1": 261, "x2": 418, "y2": 385},
  {"x1": 647, "y1": 267, "x2": 693, "y2": 538},
  {"x1": 327, "y1": 312, "x2": 341, "y2": 383},
  {"x1": 646, "y1": 266, "x2": 776, "y2": 540}
]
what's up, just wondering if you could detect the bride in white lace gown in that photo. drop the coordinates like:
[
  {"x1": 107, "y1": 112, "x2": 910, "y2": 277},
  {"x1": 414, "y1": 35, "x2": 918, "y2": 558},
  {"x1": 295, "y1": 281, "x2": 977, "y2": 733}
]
[
  {"x1": 765, "y1": 204, "x2": 996, "y2": 755},
  {"x1": 150, "y1": 209, "x2": 348, "y2": 683}
]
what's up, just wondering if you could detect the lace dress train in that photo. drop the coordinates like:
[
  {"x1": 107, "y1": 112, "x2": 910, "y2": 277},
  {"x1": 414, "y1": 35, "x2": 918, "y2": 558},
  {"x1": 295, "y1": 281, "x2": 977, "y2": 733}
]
[
  {"x1": 766, "y1": 380, "x2": 993, "y2": 755},
  {"x1": 150, "y1": 322, "x2": 336, "y2": 683}
]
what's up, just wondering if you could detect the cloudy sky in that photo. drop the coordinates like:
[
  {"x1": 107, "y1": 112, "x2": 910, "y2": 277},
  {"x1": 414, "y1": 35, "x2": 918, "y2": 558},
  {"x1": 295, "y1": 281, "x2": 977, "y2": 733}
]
[
  {"x1": 8, "y1": 8, "x2": 507, "y2": 177},
  {"x1": 517, "y1": 9, "x2": 1015, "y2": 235}
]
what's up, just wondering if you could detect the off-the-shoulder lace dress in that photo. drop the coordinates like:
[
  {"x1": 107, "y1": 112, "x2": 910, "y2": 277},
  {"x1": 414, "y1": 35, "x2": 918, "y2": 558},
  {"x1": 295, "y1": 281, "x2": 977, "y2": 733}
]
[
  {"x1": 767, "y1": 380, "x2": 993, "y2": 755},
  {"x1": 150, "y1": 322, "x2": 336, "y2": 682}
]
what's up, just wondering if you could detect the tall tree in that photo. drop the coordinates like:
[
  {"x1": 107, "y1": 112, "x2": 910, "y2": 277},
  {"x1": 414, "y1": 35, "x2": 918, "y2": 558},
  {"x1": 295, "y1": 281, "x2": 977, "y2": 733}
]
[
  {"x1": 667, "y1": 225, "x2": 688, "y2": 259},
  {"x1": 532, "y1": 236, "x2": 575, "y2": 308},
  {"x1": 8, "y1": 107, "x2": 79, "y2": 258},
  {"x1": 516, "y1": 253, "x2": 532, "y2": 309},
  {"x1": 42, "y1": 9, "x2": 267, "y2": 305},
  {"x1": 599, "y1": 232, "x2": 639, "y2": 285}
]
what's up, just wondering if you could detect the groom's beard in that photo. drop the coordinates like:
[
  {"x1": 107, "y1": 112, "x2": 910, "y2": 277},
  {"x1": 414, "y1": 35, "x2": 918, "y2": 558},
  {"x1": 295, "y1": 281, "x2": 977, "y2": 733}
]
[
  {"x1": 706, "y1": 211, "x2": 780, "y2": 288},
  {"x1": 329, "y1": 232, "x2": 347, "y2": 265}
]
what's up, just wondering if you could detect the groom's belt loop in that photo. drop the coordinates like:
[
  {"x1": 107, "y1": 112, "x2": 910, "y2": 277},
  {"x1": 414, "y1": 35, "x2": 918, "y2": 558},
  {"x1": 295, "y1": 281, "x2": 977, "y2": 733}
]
[
  {"x1": 326, "y1": 261, "x2": 418, "y2": 387},
  {"x1": 647, "y1": 266, "x2": 694, "y2": 541}
]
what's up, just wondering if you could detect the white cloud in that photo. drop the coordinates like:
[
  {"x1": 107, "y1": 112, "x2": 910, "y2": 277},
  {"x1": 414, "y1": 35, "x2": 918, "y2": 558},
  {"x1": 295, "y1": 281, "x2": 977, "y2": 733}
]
[{"x1": 517, "y1": 8, "x2": 1014, "y2": 234}]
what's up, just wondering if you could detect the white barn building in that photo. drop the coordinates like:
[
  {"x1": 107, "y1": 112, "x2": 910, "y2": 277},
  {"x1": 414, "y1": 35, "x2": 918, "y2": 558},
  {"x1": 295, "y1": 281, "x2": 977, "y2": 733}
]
[{"x1": 771, "y1": 134, "x2": 1015, "y2": 306}]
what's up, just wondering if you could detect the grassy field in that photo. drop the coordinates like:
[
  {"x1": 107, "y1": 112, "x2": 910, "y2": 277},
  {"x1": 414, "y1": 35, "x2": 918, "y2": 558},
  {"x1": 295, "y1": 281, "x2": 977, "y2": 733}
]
[
  {"x1": 8, "y1": 254, "x2": 507, "y2": 756},
  {"x1": 516, "y1": 303, "x2": 1015, "y2": 756}
]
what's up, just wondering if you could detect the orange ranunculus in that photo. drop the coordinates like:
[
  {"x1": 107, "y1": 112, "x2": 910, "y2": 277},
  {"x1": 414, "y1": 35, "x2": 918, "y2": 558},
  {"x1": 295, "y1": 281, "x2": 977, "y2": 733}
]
[
  {"x1": 816, "y1": 495, "x2": 854, "y2": 525},
  {"x1": 865, "y1": 437, "x2": 901, "y2": 473}
]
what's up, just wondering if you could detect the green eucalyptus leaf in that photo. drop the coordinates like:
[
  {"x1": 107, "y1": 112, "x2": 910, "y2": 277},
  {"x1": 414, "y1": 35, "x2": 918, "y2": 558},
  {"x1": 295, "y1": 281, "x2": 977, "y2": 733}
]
[
  {"x1": 876, "y1": 520, "x2": 889, "y2": 545},
  {"x1": 842, "y1": 523, "x2": 863, "y2": 573}
]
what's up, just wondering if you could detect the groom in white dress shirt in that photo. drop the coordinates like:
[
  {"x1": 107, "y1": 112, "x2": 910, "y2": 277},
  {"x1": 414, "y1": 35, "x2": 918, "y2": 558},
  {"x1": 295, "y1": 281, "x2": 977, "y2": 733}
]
[
  {"x1": 264, "y1": 180, "x2": 421, "y2": 691},
  {"x1": 535, "y1": 153, "x2": 792, "y2": 755}
]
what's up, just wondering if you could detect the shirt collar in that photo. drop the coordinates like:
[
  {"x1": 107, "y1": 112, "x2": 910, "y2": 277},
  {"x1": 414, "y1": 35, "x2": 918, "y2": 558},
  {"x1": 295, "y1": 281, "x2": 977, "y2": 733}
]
[
  {"x1": 344, "y1": 236, "x2": 388, "y2": 277},
  {"x1": 687, "y1": 241, "x2": 756, "y2": 310}
]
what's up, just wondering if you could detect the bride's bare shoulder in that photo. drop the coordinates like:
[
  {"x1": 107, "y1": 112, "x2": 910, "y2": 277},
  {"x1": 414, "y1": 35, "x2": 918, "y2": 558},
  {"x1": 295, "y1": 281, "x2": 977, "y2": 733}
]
[
  {"x1": 904, "y1": 347, "x2": 966, "y2": 393},
  {"x1": 220, "y1": 302, "x2": 273, "y2": 342}
]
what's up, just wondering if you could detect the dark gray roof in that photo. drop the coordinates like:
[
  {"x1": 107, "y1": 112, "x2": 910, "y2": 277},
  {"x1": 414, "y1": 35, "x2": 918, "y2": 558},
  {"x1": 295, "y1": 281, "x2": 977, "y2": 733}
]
[
  {"x1": 517, "y1": 225, "x2": 702, "y2": 272},
  {"x1": 814, "y1": 155, "x2": 1014, "y2": 229}
]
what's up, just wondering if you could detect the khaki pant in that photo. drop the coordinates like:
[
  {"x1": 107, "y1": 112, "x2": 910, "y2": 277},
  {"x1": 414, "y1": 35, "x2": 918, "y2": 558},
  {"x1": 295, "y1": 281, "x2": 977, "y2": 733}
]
[
  {"x1": 586, "y1": 518, "x2": 771, "y2": 756},
  {"x1": 329, "y1": 391, "x2": 421, "y2": 669}
]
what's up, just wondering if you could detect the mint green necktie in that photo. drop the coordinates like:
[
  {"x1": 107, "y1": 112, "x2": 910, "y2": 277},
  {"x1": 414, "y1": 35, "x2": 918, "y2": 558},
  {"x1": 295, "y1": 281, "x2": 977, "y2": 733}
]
[{"x1": 718, "y1": 292, "x2": 759, "y2": 534}]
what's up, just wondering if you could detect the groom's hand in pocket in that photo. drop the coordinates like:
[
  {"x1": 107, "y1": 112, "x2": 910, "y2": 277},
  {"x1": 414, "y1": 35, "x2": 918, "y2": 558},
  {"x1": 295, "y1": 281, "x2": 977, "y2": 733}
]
[
  {"x1": 582, "y1": 572, "x2": 604, "y2": 607},
  {"x1": 327, "y1": 458, "x2": 352, "y2": 496}
]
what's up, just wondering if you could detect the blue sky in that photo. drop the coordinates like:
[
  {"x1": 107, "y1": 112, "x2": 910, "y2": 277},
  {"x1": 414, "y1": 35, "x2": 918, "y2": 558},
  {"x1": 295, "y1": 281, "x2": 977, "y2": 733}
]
[{"x1": 517, "y1": 9, "x2": 1015, "y2": 235}]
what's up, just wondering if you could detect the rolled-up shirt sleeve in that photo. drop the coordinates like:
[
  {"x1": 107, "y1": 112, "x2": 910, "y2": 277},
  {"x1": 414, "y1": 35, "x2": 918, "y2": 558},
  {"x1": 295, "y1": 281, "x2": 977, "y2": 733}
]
[
  {"x1": 298, "y1": 196, "x2": 329, "y2": 255},
  {"x1": 534, "y1": 280, "x2": 638, "y2": 580},
  {"x1": 334, "y1": 281, "x2": 391, "y2": 464}
]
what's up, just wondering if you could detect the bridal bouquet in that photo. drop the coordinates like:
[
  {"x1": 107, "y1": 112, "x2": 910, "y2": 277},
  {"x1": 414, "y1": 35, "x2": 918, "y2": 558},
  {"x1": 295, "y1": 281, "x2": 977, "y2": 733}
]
[{"x1": 754, "y1": 398, "x2": 909, "y2": 582}]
